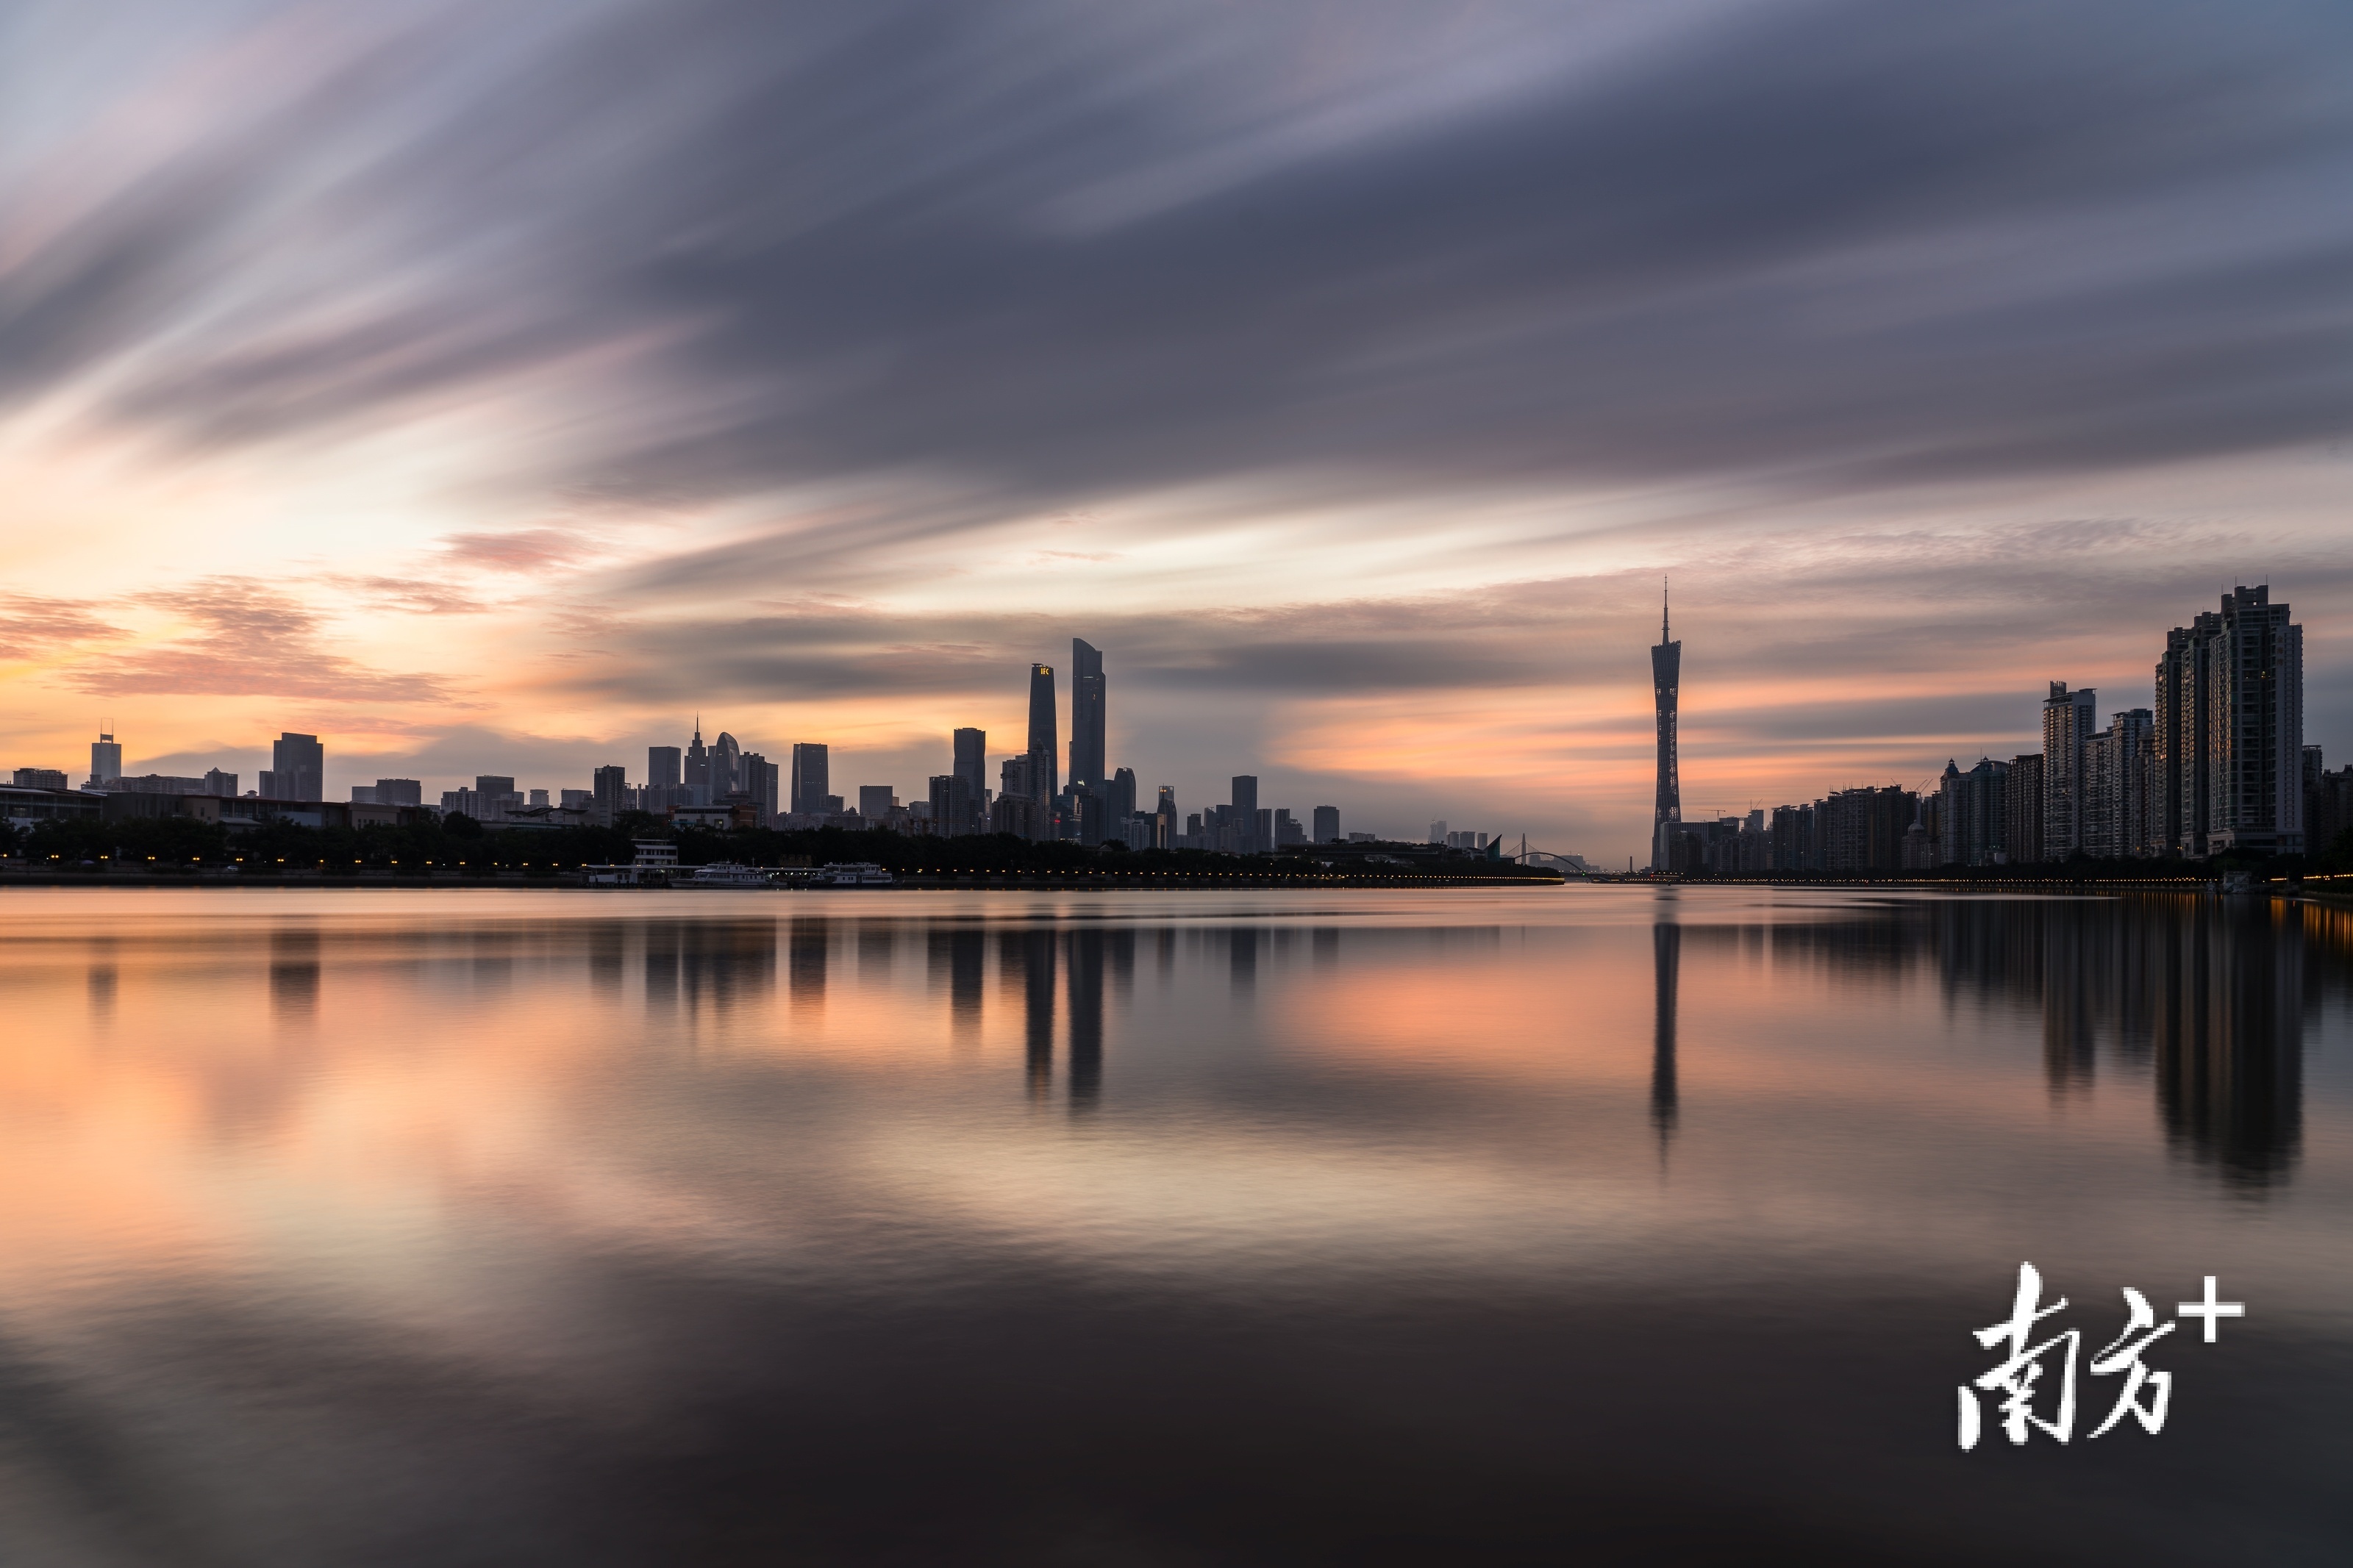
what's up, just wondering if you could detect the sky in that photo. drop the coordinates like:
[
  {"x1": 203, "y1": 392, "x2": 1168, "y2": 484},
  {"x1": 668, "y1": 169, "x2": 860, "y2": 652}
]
[{"x1": 3, "y1": 0, "x2": 2349, "y2": 859}]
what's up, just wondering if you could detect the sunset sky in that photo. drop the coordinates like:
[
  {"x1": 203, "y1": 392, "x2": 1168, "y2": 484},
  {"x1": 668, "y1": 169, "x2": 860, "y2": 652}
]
[{"x1": 4, "y1": 0, "x2": 2349, "y2": 859}]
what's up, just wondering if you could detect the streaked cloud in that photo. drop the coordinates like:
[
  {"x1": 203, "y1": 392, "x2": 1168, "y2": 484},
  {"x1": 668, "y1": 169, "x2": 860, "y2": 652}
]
[{"x1": 2, "y1": 0, "x2": 2349, "y2": 851}]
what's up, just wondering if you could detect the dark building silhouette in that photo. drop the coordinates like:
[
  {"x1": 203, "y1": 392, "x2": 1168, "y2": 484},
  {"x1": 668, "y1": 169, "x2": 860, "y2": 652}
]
[
  {"x1": 953, "y1": 727, "x2": 987, "y2": 809},
  {"x1": 790, "y1": 743, "x2": 830, "y2": 816},
  {"x1": 1651, "y1": 585, "x2": 1681, "y2": 871},
  {"x1": 1027, "y1": 664, "x2": 1058, "y2": 818},
  {"x1": 271, "y1": 731, "x2": 323, "y2": 802},
  {"x1": 1070, "y1": 639, "x2": 1105, "y2": 798}
]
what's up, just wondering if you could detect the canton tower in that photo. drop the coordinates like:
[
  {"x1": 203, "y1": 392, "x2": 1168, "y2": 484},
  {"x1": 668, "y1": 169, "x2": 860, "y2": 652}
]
[{"x1": 1651, "y1": 581, "x2": 1681, "y2": 870}]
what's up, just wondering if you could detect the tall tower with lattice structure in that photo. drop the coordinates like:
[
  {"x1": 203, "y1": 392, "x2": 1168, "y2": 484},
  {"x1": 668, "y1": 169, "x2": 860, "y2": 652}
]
[{"x1": 1651, "y1": 582, "x2": 1681, "y2": 870}]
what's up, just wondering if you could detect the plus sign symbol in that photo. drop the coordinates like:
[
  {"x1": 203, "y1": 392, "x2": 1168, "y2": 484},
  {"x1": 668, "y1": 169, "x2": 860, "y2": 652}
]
[{"x1": 2177, "y1": 1276, "x2": 2246, "y2": 1343}]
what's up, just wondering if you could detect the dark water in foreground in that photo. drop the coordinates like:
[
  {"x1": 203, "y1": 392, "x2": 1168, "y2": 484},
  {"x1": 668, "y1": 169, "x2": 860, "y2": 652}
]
[{"x1": 1, "y1": 887, "x2": 2347, "y2": 1565}]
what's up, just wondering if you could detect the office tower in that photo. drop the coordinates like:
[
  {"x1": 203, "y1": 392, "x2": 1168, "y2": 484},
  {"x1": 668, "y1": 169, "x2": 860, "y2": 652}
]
[
  {"x1": 790, "y1": 743, "x2": 830, "y2": 816},
  {"x1": 2040, "y1": 684, "x2": 2097, "y2": 861},
  {"x1": 2005, "y1": 753, "x2": 2046, "y2": 864},
  {"x1": 1313, "y1": 805, "x2": 1340, "y2": 843},
  {"x1": 1027, "y1": 663, "x2": 1058, "y2": 807},
  {"x1": 370, "y1": 778, "x2": 420, "y2": 806},
  {"x1": 1157, "y1": 785, "x2": 1176, "y2": 822},
  {"x1": 202, "y1": 768, "x2": 238, "y2": 797},
  {"x1": 1070, "y1": 639, "x2": 1106, "y2": 795},
  {"x1": 1429, "y1": 819, "x2": 1448, "y2": 844},
  {"x1": 468, "y1": 774, "x2": 517, "y2": 823},
  {"x1": 993, "y1": 756, "x2": 1037, "y2": 837},
  {"x1": 648, "y1": 746, "x2": 682, "y2": 790},
  {"x1": 1274, "y1": 808, "x2": 1304, "y2": 847},
  {"x1": 685, "y1": 721, "x2": 710, "y2": 806},
  {"x1": 592, "y1": 765, "x2": 628, "y2": 822},
  {"x1": 88, "y1": 726, "x2": 121, "y2": 787},
  {"x1": 954, "y1": 728, "x2": 987, "y2": 803},
  {"x1": 930, "y1": 773, "x2": 976, "y2": 837},
  {"x1": 1651, "y1": 584, "x2": 1682, "y2": 871},
  {"x1": 713, "y1": 731, "x2": 743, "y2": 800},
  {"x1": 1108, "y1": 766, "x2": 1136, "y2": 823},
  {"x1": 743, "y1": 754, "x2": 779, "y2": 823},
  {"x1": 1936, "y1": 758, "x2": 2010, "y2": 867},
  {"x1": 858, "y1": 784, "x2": 896, "y2": 820},
  {"x1": 1225, "y1": 776, "x2": 1257, "y2": 852},
  {"x1": 2165, "y1": 585, "x2": 2304, "y2": 857},
  {"x1": 273, "y1": 732, "x2": 324, "y2": 802}
]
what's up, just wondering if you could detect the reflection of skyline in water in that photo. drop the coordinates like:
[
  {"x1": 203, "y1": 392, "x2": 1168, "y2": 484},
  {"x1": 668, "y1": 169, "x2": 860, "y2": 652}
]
[{"x1": 3, "y1": 891, "x2": 2347, "y2": 1564}]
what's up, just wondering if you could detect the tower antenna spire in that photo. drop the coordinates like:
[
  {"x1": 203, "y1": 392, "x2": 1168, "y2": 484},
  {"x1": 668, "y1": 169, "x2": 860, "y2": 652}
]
[{"x1": 1662, "y1": 576, "x2": 1670, "y2": 642}]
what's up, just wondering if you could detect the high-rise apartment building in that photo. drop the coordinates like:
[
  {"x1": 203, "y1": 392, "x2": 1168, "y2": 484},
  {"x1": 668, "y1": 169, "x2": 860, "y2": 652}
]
[
  {"x1": 1652, "y1": 587, "x2": 1682, "y2": 871},
  {"x1": 648, "y1": 746, "x2": 682, "y2": 790},
  {"x1": 2153, "y1": 614, "x2": 2219, "y2": 856},
  {"x1": 858, "y1": 785, "x2": 896, "y2": 820},
  {"x1": 2040, "y1": 684, "x2": 2097, "y2": 861},
  {"x1": 1026, "y1": 664, "x2": 1058, "y2": 811},
  {"x1": 272, "y1": 732, "x2": 324, "y2": 802},
  {"x1": 88, "y1": 726, "x2": 121, "y2": 787},
  {"x1": 1936, "y1": 757, "x2": 2010, "y2": 867},
  {"x1": 1070, "y1": 640, "x2": 1105, "y2": 797},
  {"x1": 1313, "y1": 805, "x2": 1340, "y2": 843},
  {"x1": 2005, "y1": 753, "x2": 2046, "y2": 864},
  {"x1": 2082, "y1": 709, "x2": 2154, "y2": 859},
  {"x1": 790, "y1": 743, "x2": 830, "y2": 816},
  {"x1": 2171, "y1": 585, "x2": 2304, "y2": 858},
  {"x1": 374, "y1": 778, "x2": 422, "y2": 807}
]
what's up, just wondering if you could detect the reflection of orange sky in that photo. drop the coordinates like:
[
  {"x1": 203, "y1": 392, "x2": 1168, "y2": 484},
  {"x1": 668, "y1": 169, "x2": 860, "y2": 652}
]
[{"x1": 4, "y1": 892, "x2": 2349, "y2": 1339}]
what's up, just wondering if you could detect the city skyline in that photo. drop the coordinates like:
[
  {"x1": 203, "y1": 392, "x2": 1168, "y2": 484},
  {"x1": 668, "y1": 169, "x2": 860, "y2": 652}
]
[
  {"x1": 3, "y1": 2, "x2": 2349, "y2": 862},
  {"x1": 14, "y1": 581, "x2": 2346, "y2": 860}
]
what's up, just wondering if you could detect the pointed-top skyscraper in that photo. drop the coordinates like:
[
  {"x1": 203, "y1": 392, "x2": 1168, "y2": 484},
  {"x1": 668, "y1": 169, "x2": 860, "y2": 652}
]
[
  {"x1": 1651, "y1": 581, "x2": 1681, "y2": 870},
  {"x1": 1070, "y1": 638, "x2": 1105, "y2": 795}
]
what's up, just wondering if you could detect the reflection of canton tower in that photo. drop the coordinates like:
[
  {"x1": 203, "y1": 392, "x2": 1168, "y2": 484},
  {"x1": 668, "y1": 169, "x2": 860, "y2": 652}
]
[{"x1": 1651, "y1": 581, "x2": 1681, "y2": 870}]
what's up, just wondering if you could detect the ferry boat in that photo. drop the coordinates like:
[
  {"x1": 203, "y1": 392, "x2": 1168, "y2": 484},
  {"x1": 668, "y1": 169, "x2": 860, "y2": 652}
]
[
  {"x1": 687, "y1": 862, "x2": 774, "y2": 887},
  {"x1": 818, "y1": 862, "x2": 893, "y2": 887}
]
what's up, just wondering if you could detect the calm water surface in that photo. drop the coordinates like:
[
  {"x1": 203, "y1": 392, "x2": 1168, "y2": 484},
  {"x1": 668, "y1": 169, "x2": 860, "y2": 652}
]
[{"x1": 1, "y1": 887, "x2": 2346, "y2": 1564}]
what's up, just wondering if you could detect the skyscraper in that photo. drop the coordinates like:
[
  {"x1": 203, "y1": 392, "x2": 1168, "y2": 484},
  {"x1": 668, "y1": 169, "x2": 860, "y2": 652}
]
[
  {"x1": 790, "y1": 743, "x2": 830, "y2": 816},
  {"x1": 685, "y1": 720, "x2": 710, "y2": 806},
  {"x1": 88, "y1": 725, "x2": 121, "y2": 787},
  {"x1": 1652, "y1": 584, "x2": 1681, "y2": 871},
  {"x1": 953, "y1": 727, "x2": 987, "y2": 806},
  {"x1": 648, "y1": 746, "x2": 681, "y2": 789},
  {"x1": 1070, "y1": 639, "x2": 1105, "y2": 796},
  {"x1": 743, "y1": 753, "x2": 779, "y2": 823},
  {"x1": 2197, "y1": 585, "x2": 2304, "y2": 856},
  {"x1": 272, "y1": 732, "x2": 323, "y2": 802},
  {"x1": 2154, "y1": 591, "x2": 2305, "y2": 857},
  {"x1": 1231, "y1": 776, "x2": 1258, "y2": 853},
  {"x1": 1027, "y1": 663, "x2": 1058, "y2": 808},
  {"x1": 1313, "y1": 805, "x2": 1340, "y2": 843},
  {"x1": 2041, "y1": 683, "x2": 2098, "y2": 860},
  {"x1": 713, "y1": 731, "x2": 742, "y2": 800},
  {"x1": 593, "y1": 765, "x2": 627, "y2": 823}
]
